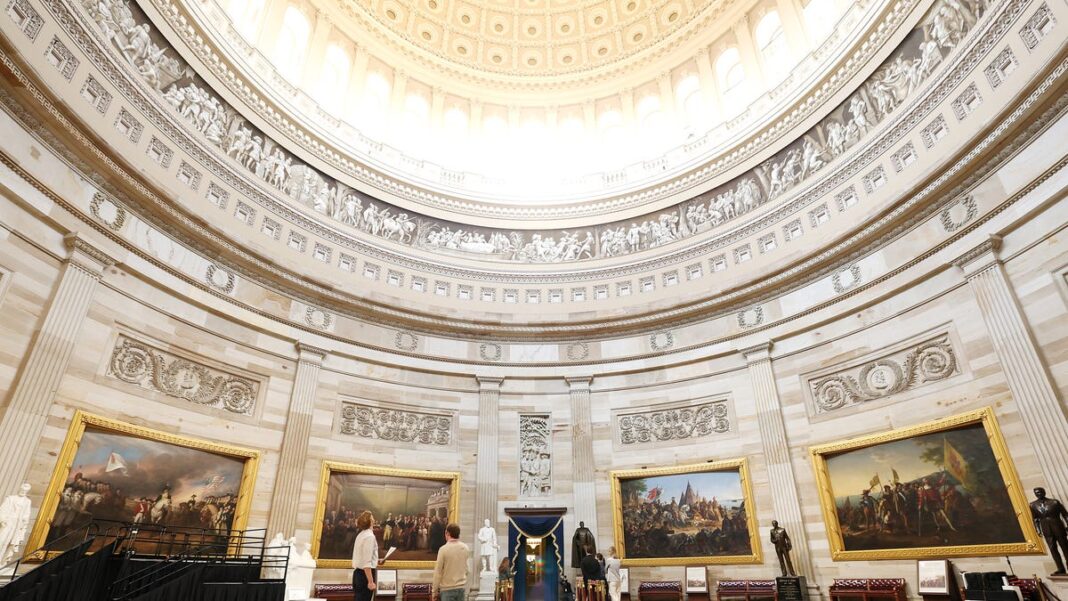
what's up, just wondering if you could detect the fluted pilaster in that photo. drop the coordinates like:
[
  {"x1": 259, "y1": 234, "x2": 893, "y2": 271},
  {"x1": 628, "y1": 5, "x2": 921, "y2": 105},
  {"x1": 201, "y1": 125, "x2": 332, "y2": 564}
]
[
  {"x1": 956, "y1": 236, "x2": 1068, "y2": 495},
  {"x1": 0, "y1": 233, "x2": 112, "y2": 497},
  {"x1": 266, "y1": 343, "x2": 327, "y2": 538},
  {"x1": 567, "y1": 376, "x2": 598, "y2": 537},
  {"x1": 474, "y1": 377, "x2": 503, "y2": 550},
  {"x1": 740, "y1": 342, "x2": 813, "y2": 579}
]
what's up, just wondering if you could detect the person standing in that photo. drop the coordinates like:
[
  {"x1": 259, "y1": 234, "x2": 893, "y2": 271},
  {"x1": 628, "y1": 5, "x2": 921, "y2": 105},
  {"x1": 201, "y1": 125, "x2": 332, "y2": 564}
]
[
  {"x1": 433, "y1": 523, "x2": 471, "y2": 601},
  {"x1": 580, "y1": 547, "x2": 604, "y2": 600},
  {"x1": 604, "y1": 547, "x2": 622, "y2": 601},
  {"x1": 352, "y1": 511, "x2": 383, "y2": 601}
]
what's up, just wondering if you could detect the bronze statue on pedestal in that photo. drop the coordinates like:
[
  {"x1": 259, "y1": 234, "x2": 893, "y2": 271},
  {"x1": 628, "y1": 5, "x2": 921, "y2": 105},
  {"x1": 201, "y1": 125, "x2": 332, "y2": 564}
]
[
  {"x1": 770, "y1": 520, "x2": 795, "y2": 577},
  {"x1": 1030, "y1": 487, "x2": 1068, "y2": 575}
]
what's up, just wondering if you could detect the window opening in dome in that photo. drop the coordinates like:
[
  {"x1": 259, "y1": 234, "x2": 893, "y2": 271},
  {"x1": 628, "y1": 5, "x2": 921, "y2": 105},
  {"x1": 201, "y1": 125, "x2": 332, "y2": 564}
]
[{"x1": 274, "y1": 5, "x2": 310, "y2": 82}]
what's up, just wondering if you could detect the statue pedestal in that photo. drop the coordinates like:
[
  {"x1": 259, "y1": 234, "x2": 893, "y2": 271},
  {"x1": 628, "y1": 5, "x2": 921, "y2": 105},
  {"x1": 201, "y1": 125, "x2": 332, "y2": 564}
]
[
  {"x1": 1047, "y1": 575, "x2": 1068, "y2": 601},
  {"x1": 775, "y1": 577, "x2": 808, "y2": 601},
  {"x1": 475, "y1": 570, "x2": 497, "y2": 601}
]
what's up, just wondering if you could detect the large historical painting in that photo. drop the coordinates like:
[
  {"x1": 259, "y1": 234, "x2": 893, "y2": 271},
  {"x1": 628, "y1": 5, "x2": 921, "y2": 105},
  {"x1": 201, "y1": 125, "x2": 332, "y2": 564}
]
[
  {"x1": 27, "y1": 411, "x2": 259, "y2": 555},
  {"x1": 311, "y1": 462, "x2": 461, "y2": 569},
  {"x1": 610, "y1": 459, "x2": 761, "y2": 566},
  {"x1": 810, "y1": 407, "x2": 1041, "y2": 560}
]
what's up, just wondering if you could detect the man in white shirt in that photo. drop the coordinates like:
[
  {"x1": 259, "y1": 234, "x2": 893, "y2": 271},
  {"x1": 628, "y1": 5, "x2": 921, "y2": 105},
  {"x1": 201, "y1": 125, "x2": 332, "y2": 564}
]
[{"x1": 353, "y1": 511, "x2": 383, "y2": 601}]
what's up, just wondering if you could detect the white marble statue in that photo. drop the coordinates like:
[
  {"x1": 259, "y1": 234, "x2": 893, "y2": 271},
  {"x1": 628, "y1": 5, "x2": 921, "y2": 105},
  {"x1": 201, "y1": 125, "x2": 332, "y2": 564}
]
[
  {"x1": 0, "y1": 483, "x2": 32, "y2": 566},
  {"x1": 285, "y1": 541, "x2": 317, "y2": 600},
  {"x1": 478, "y1": 519, "x2": 499, "y2": 573},
  {"x1": 263, "y1": 532, "x2": 291, "y2": 580}
]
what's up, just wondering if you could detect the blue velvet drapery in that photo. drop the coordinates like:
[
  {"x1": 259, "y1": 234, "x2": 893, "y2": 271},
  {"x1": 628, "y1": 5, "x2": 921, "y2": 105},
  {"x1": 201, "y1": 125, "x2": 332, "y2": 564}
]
[{"x1": 507, "y1": 515, "x2": 565, "y2": 601}]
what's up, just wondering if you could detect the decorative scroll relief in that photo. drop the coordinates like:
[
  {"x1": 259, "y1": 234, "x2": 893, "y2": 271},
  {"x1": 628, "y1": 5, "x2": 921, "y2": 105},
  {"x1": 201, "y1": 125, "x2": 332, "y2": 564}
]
[
  {"x1": 73, "y1": 0, "x2": 990, "y2": 264},
  {"x1": 617, "y1": 401, "x2": 731, "y2": 445},
  {"x1": 807, "y1": 333, "x2": 959, "y2": 414},
  {"x1": 338, "y1": 401, "x2": 453, "y2": 446},
  {"x1": 107, "y1": 335, "x2": 258, "y2": 414},
  {"x1": 519, "y1": 415, "x2": 551, "y2": 498}
]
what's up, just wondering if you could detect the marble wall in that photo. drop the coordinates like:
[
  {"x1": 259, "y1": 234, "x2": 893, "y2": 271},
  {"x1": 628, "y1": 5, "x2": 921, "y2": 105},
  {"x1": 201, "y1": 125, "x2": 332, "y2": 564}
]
[{"x1": 1, "y1": 185, "x2": 1066, "y2": 594}]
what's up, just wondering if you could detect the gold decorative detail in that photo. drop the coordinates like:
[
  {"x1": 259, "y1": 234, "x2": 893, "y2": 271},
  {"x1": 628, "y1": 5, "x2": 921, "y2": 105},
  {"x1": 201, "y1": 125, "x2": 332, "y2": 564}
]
[
  {"x1": 809, "y1": 407, "x2": 1042, "y2": 560},
  {"x1": 310, "y1": 461, "x2": 461, "y2": 569}
]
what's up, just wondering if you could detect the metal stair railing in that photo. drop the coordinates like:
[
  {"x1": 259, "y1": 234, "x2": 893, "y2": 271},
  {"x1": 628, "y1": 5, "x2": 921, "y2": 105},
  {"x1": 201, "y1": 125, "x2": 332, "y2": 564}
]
[{"x1": 108, "y1": 528, "x2": 281, "y2": 601}]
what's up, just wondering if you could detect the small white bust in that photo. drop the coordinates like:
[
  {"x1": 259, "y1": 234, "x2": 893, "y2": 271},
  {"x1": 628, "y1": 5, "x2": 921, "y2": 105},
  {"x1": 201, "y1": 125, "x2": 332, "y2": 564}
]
[
  {"x1": 0, "y1": 483, "x2": 32, "y2": 566},
  {"x1": 477, "y1": 518, "x2": 498, "y2": 573}
]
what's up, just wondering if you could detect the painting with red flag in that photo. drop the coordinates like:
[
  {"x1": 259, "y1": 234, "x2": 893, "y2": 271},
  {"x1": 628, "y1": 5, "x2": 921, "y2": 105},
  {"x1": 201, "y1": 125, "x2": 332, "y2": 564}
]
[{"x1": 810, "y1": 407, "x2": 1041, "y2": 560}]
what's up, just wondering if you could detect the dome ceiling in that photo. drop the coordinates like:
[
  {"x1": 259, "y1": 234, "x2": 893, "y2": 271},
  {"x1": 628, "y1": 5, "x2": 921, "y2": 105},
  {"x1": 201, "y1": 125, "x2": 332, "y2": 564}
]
[
  {"x1": 207, "y1": 0, "x2": 879, "y2": 205},
  {"x1": 351, "y1": 0, "x2": 705, "y2": 77}
]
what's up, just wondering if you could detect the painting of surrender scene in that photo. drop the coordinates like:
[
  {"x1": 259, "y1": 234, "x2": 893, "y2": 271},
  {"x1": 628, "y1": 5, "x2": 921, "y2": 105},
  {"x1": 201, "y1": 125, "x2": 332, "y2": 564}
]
[
  {"x1": 312, "y1": 462, "x2": 460, "y2": 568},
  {"x1": 28, "y1": 412, "x2": 258, "y2": 556},
  {"x1": 611, "y1": 459, "x2": 761, "y2": 566},
  {"x1": 811, "y1": 407, "x2": 1041, "y2": 560}
]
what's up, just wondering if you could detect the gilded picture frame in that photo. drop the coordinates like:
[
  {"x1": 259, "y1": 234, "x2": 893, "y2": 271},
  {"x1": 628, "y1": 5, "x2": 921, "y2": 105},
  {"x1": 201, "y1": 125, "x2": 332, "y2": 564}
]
[
  {"x1": 26, "y1": 411, "x2": 260, "y2": 558},
  {"x1": 310, "y1": 461, "x2": 461, "y2": 569},
  {"x1": 610, "y1": 458, "x2": 762, "y2": 566},
  {"x1": 810, "y1": 407, "x2": 1042, "y2": 561}
]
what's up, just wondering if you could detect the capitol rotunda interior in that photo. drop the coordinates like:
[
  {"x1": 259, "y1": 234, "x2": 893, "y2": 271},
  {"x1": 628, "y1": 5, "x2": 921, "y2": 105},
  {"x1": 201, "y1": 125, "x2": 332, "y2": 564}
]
[{"x1": 0, "y1": 0, "x2": 1065, "y2": 595}]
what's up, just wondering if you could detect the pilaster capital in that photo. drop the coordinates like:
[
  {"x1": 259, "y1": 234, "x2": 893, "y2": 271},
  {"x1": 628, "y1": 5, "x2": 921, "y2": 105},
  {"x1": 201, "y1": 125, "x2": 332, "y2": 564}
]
[
  {"x1": 953, "y1": 234, "x2": 1002, "y2": 277},
  {"x1": 476, "y1": 375, "x2": 504, "y2": 390},
  {"x1": 565, "y1": 376, "x2": 594, "y2": 390},
  {"x1": 737, "y1": 340, "x2": 773, "y2": 363},
  {"x1": 63, "y1": 232, "x2": 114, "y2": 277},
  {"x1": 296, "y1": 342, "x2": 329, "y2": 365}
]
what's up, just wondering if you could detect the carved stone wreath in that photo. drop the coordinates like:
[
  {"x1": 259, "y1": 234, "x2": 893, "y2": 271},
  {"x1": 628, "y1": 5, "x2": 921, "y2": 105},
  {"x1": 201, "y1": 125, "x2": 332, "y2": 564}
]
[
  {"x1": 394, "y1": 330, "x2": 419, "y2": 351},
  {"x1": 737, "y1": 306, "x2": 764, "y2": 328},
  {"x1": 809, "y1": 334, "x2": 958, "y2": 413},
  {"x1": 939, "y1": 195, "x2": 978, "y2": 232},
  {"x1": 566, "y1": 342, "x2": 590, "y2": 361},
  {"x1": 479, "y1": 343, "x2": 502, "y2": 361},
  {"x1": 617, "y1": 401, "x2": 731, "y2": 445},
  {"x1": 89, "y1": 192, "x2": 126, "y2": 231},
  {"x1": 339, "y1": 401, "x2": 452, "y2": 446},
  {"x1": 108, "y1": 336, "x2": 257, "y2": 414},
  {"x1": 205, "y1": 263, "x2": 236, "y2": 293},
  {"x1": 832, "y1": 264, "x2": 863, "y2": 294}
]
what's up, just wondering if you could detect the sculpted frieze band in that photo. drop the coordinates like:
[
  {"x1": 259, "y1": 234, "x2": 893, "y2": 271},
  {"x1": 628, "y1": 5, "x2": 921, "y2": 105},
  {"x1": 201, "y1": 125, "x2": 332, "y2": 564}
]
[
  {"x1": 807, "y1": 333, "x2": 959, "y2": 414},
  {"x1": 338, "y1": 401, "x2": 453, "y2": 446},
  {"x1": 617, "y1": 400, "x2": 732, "y2": 445},
  {"x1": 78, "y1": 0, "x2": 987, "y2": 264},
  {"x1": 107, "y1": 335, "x2": 259, "y2": 414}
]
